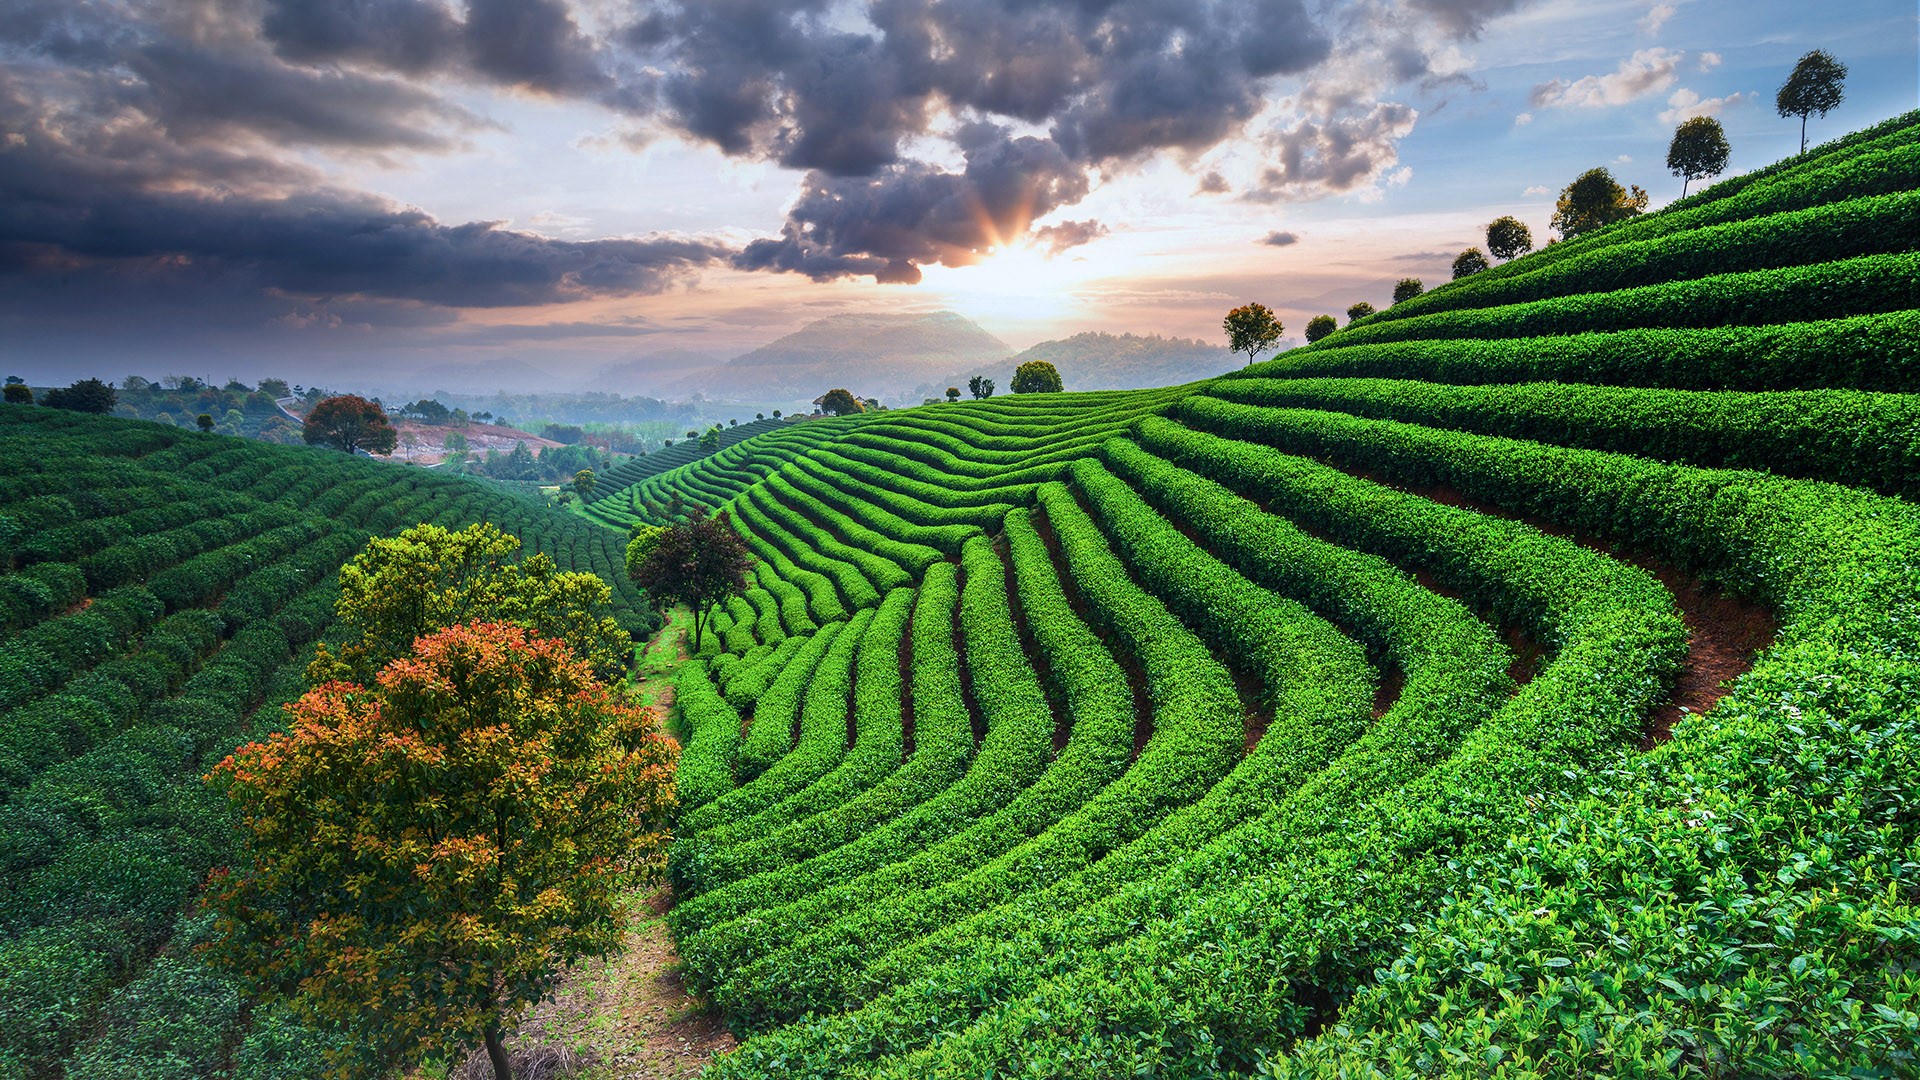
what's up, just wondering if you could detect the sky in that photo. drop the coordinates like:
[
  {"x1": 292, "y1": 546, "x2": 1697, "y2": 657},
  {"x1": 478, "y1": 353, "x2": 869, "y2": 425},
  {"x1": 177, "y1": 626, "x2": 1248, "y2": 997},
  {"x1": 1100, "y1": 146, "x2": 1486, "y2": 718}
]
[{"x1": 1, "y1": 0, "x2": 1914, "y2": 397}]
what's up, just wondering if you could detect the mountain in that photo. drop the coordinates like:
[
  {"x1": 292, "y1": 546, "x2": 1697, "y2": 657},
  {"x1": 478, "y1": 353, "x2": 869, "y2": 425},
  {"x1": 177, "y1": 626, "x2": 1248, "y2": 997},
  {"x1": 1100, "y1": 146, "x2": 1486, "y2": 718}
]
[
  {"x1": 912, "y1": 331, "x2": 1236, "y2": 400},
  {"x1": 674, "y1": 311, "x2": 1012, "y2": 404}
]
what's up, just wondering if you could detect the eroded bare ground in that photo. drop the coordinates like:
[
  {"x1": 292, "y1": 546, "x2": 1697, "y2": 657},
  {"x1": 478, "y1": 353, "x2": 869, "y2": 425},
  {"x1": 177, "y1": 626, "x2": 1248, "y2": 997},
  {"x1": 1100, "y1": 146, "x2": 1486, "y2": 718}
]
[{"x1": 455, "y1": 888, "x2": 736, "y2": 1080}]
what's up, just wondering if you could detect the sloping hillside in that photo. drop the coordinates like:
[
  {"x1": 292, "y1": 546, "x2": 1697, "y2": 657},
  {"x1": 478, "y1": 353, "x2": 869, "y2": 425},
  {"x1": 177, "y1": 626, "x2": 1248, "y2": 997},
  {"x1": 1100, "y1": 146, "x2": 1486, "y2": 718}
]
[
  {"x1": 590, "y1": 111, "x2": 1920, "y2": 1078},
  {"x1": 674, "y1": 312, "x2": 1011, "y2": 402},
  {"x1": 911, "y1": 331, "x2": 1234, "y2": 399}
]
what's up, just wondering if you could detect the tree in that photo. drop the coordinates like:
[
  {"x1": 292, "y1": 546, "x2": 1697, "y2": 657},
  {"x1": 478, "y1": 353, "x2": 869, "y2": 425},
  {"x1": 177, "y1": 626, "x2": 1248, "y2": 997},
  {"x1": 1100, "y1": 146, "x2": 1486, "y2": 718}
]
[
  {"x1": 728, "y1": 417, "x2": 738, "y2": 426},
  {"x1": 624, "y1": 524, "x2": 666, "y2": 578},
  {"x1": 1221, "y1": 303, "x2": 1282, "y2": 367},
  {"x1": 945, "y1": 387, "x2": 961, "y2": 403},
  {"x1": 257, "y1": 377, "x2": 290, "y2": 398},
  {"x1": 1485, "y1": 216, "x2": 1534, "y2": 261},
  {"x1": 755, "y1": 412, "x2": 765, "y2": 420},
  {"x1": 42, "y1": 377, "x2": 116, "y2": 414},
  {"x1": 1777, "y1": 49, "x2": 1846, "y2": 153},
  {"x1": 1452, "y1": 248, "x2": 1491, "y2": 279},
  {"x1": 303, "y1": 395, "x2": 397, "y2": 456},
  {"x1": 195, "y1": 413, "x2": 215, "y2": 432},
  {"x1": 818, "y1": 388, "x2": 864, "y2": 416},
  {"x1": 968, "y1": 376, "x2": 995, "y2": 400},
  {"x1": 2, "y1": 383, "x2": 30, "y2": 405},
  {"x1": 443, "y1": 430, "x2": 470, "y2": 465},
  {"x1": 771, "y1": 409, "x2": 782, "y2": 418},
  {"x1": 206, "y1": 623, "x2": 676, "y2": 1080},
  {"x1": 1392, "y1": 278, "x2": 1425, "y2": 304},
  {"x1": 699, "y1": 427, "x2": 720, "y2": 452},
  {"x1": 573, "y1": 468, "x2": 596, "y2": 498},
  {"x1": 310, "y1": 522, "x2": 632, "y2": 684},
  {"x1": 1304, "y1": 315, "x2": 1338, "y2": 343},
  {"x1": 629, "y1": 512, "x2": 754, "y2": 652},
  {"x1": 1667, "y1": 116, "x2": 1731, "y2": 197},
  {"x1": 1010, "y1": 359, "x2": 1065, "y2": 393},
  {"x1": 1346, "y1": 301, "x2": 1375, "y2": 325},
  {"x1": 1550, "y1": 167, "x2": 1649, "y2": 239}
]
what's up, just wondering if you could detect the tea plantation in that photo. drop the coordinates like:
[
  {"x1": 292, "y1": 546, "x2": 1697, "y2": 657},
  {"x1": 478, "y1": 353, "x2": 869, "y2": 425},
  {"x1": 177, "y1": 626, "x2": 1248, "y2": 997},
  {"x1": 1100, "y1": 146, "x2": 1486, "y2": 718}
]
[{"x1": 4, "y1": 111, "x2": 1919, "y2": 1078}]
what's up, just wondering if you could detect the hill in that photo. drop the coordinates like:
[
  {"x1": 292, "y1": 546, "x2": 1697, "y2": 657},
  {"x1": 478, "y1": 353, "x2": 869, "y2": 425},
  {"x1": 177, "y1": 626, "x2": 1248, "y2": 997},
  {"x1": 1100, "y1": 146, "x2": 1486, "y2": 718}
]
[
  {"x1": 674, "y1": 312, "x2": 1011, "y2": 404},
  {"x1": 577, "y1": 111, "x2": 1920, "y2": 1078},
  {"x1": 911, "y1": 331, "x2": 1234, "y2": 400}
]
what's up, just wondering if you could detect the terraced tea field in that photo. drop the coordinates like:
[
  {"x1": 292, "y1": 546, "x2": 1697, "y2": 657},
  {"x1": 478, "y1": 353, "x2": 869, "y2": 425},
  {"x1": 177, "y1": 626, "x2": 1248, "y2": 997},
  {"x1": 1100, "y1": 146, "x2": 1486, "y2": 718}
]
[{"x1": 598, "y1": 112, "x2": 1920, "y2": 1078}]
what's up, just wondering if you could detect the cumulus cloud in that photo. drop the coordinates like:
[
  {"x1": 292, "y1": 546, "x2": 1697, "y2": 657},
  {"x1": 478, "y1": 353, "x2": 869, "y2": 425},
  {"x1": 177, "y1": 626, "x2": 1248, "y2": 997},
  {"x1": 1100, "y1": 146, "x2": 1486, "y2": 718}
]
[
  {"x1": 1523, "y1": 184, "x2": 1550, "y2": 195},
  {"x1": 1639, "y1": 3, "x2": 1676, "y2": 35},
  {"x1": 1699, "y1": 51, "x2": 1723, "y2": 71},
  {"x1": 1260, "y1": 230, "x2": 1301, "y2": 246},
  {"x1": 1249, "y1": 102, "x2": 1419, "y2": 202},
  {"x1": 1531, "y1": 47, "x2": 1684, "y2": 109},
  {"x1": 1659, "y1": 87, "x2": 1749, "y2": 124}
]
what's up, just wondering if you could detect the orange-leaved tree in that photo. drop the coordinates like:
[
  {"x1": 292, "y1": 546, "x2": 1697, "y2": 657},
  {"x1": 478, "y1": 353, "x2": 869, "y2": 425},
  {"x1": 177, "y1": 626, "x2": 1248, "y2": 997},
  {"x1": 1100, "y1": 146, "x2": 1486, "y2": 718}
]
[{"x1": 204, "y1": 623, "x2": 677, "y2": 1080}]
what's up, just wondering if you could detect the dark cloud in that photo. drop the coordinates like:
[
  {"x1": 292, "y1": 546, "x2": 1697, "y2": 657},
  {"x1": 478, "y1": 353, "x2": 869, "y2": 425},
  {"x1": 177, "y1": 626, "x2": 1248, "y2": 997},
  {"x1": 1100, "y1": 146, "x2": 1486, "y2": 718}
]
[
  {"x1": 1260, "y1": 230, "x2": 1300, "y2": 246},
  {"x1": 1404, "y1": 0, "x2": 1532, "y2": 38},
  {"x1": 261, "y1": 0, "x2": 463, "y2": 74},
  {"x1": 1251, "y1": 102, "x2": 1418, "y2": 201},
  {"x1": 463, "y1": 0, "x2": 611, "y2": 96},
  {"x1": 1195, "y1": 171, "x2": 1231, "y2": 194}
]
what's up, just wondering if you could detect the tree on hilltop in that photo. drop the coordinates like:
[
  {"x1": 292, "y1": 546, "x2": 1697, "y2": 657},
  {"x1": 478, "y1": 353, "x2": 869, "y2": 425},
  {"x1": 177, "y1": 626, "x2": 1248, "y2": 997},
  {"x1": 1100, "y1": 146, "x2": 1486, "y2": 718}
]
[
  {"x1": 1550, "y1": 167, "x2": 1648, "y2": 239},
  {"x1": 1668, "y1": 116, "x2": 1731, "y2": 196},
  {"x1": 205, "y1": 622, "x2": 676, "y2": 1080},
  {"x1": 1452, "y1": 248, "x2": 1491, "y2": 279},
  {"x1": 968, "y1": 376, "x2": 995, "y2": 400},
  {"x1": 303, "y1": 394, "x2": 397, "y2": 456},
  {"x1": 1777, "y1": 49, "x2": 1846, "y2": 153},
  {"x1": 42, "y1": 377, "x2": 116, "y2": 414},
  {"x1": 1346, "y1": 301, "x2": 1376, "y2": 325},
  {"x1": 946, "y1": 387, "x2": 961, "y2": 402},
  {"x1": 1486, "y1": 216, "x2": 1533, "y2": 261},
  {"x1": 1222, "y1": 303, "x2": 1283, "y2": 367},
  {"x1": 818, "y1": 388, "x2": 864, "y2": 415},
  {"x1": 5, "y1": 382, "x2": 32, "y2": 405},
  {"x1": 1304, "y1": 314, "x2": 1337, "y2": 343},
  {"x1": 573, "y1": 468, "x2": 596, "y2": 498},
  {"x1": 1392, "y1": 278, "x2": 1425, "y2": 304},
  {"x1": 1010, "y1": 359, "x2": 1065, "y2": 393}
]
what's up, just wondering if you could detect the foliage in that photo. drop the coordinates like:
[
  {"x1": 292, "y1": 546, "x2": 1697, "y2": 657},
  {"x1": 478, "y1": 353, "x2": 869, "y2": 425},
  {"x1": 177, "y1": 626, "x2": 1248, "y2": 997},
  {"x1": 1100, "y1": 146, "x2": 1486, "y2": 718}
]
[
  {"x1": 819, "y1": 389, "x2": 865, "y2": 416},
  {"x1": 1221, "y1": 303, "x2": 1283, "y2": 366},
  {"x1": 1551, "y1": 167, "x2": 1649, "y2": 239},
  {"x1": 312, "y1": 522, "x2": 632, "y2": 684},
  {"x1": 204, "y1": 623, "x2": 676, "y2": 1079},
  {"x1": 700, "y1": 427, "x2": 721, "y2": 452},
  {"x1": 1346, "y1": 301, "x2": 1375, "y2": 324},
  {"x1": 628, "y1": 512, "x2": 754, "y2": 652},
  {"x1": 945, "y1": 387, "x2": 961, "y2": 402},
  {"x1": 1009, "y1": 359, "x2": 1065, "y2": 393},
  {"x1": 1777, "y1": 49, "x2": 1847, "y2": 152},
  {"x1": 42, "y1": 378, "x2": 117, "y2": 414},
  {"x1": 1391, "y1": 277, "x2": 1424, "y2": 304},
  {"x1": 573, "y1": 468, "x2": 596, "y2": 498},
  {"x1": 1485, "y1": 216, "x2": 1533, "y2": 260},
  {"x1": 3, "y1": 382, "x2": 32, "y2": 404},
  {"x1": 1451, "y1": 247, "x2": 1491, "y2": 279},
  {"x1": 195, "y1": 414, "x2": 214, "y2": 432},
  {"x1": 1304, "y1": 315, "x2": 1337, "y2": 343},
  {"x1": 301, "y1": 395, "x2": 397, "y2": 456},
  {"x1": 1668, "y1": 116, "x2": 1731, "y2": 196}
]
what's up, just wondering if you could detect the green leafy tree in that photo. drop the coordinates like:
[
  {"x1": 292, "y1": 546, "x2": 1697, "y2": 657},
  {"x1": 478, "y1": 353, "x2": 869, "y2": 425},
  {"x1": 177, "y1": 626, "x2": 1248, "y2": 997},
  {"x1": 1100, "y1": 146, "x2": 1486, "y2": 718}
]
[
  {"x1": 771, "y1": 409, "x2": 782, "y2": 418},
  {"x1": 629, "y1": 512, "x2": 754, "y2": 652},
  {"x1": 1304, "y1": 314, "x2": 1338, "y2": 343},
  {"x1": 1668, "y1": 116, "x2": 1731, "y2": 196},
  {"x1": 302, "y1": 395, "x2": 397, "y2": 456},
  {"x1": 968, "y1": 376, "x2": 994, "y2": 400},
  {"x1": 945, "y1": 387, "x2": 961, "y2": 402},
  {"x1": 818, "y1": 388, "x2": 865, "y2": 415},
  {"x1": 42, "y1": 377, "x2": 117, "y2": 414},
  {"x1": 1010, "y1": 360, "x2": 1065, "y2": 393},
  {"x1": 1485, "y1": 216, "x2": 1534, "y2": 261},
  {"x1": 573, "y1": 468, "x2": 596, "y2": 498},
  {"x1": 1221, "y1": 303, "x2": 1282, "y2": 367},
  {"x1": 1392, "y1": 278, "x2": 1425, "y2": 304},
  {"x1": 1452, "y1": 248, "x2": 1492, "y2": 279},
  {"x1": 3, "y1": 383, "x2": 32, "y2": 405},
  {"x1": 1550, "y1": 167, "x2": 1649, "y2": 239},
  {"x1": 308, "y1": 522, "x2": 632, "y2": 684},
  {"x1": 1346, "y1": 301, "x2": 1376, "y2": 325},
  {"x1": 624, "y1": 524, "x2": 666, "y2": 579},
  {"x1": 1777, "y1": 49, "x2": 1846, "y2": 153},
  {"x1": 443, "y1": 429, "x2": 469, "y2": 466},
  {"x1": 195, "y1": 413, "x2": 215, "y2": 432},
  {"x1": 257, "y1": 377, "x2": 291, "y2": 398},
  {"x1": 205, "y1": 622, "x2": 677, "y2": 1080},
  {"x1": 699, "y1": 427, "x2": 720, "y2": 452}
]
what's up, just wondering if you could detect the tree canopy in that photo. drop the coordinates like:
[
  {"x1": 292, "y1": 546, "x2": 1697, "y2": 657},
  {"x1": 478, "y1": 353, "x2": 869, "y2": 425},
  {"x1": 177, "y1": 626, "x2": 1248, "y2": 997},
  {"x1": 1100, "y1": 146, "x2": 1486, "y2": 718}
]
[
  {"x1": 1668, "y1": 116, "x2": 1731, "y2": 196},
  {"x1": 1485, "y1": 216, "x2": 1534, "y2": 261},
  {"x1": 42, "y1": 377, "x2": 117, "y2": 414},
  {"x1": 968, "y1": 375, "x2": 995, "y2": 400},
  {"x1": 628, "y1": 512, "x2": 754, "y2": 652},
  {"x1": 1010, "y1": 359, "x2": 1065, "y2": 393},
  {"x1": 1346, "y1": 301, "x2": 1376, "y2": 325},
  {"x1": 1392, "y1": 278, "x2": 1424, "y2": 304},
  {"x1": 1452, "y1": 248, "x2": 1492, "y2": 279},
  {"x1": 1304, "y1": 314, "x2": 1338, "y2": 343},
  {"x1": 1221, "y1": 303, "x2": 1283, "y2": 367},
  {"x1": 302, "y1": 394, "x2": 397, "y2": 456},
  {"x1": 818, "y1": 388, "x2": 864, "y2": 416},
  {"x1": 205, "y1": 622, "x2": 676, "y2": 1080},
  {"x1": 1550, "y1": 167, "x2": 1649, "y2": 239},
  {"x1": 1777, "y1": 49, "x2": 1846, "y2": 153},
  {"x1": 311, "y1": 522, "x2": 632, "y2": 684}
]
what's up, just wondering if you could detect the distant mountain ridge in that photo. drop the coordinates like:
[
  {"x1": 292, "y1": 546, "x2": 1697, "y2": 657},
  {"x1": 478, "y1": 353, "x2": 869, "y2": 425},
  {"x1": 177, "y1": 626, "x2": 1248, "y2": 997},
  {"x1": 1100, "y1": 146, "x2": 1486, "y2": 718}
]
[
  {"x1": 913, "y1": 331, "x2": 1235, "y2": 400},
  {"x1": 674, "y1": 311, "x2": 1012, "y2": 403}
]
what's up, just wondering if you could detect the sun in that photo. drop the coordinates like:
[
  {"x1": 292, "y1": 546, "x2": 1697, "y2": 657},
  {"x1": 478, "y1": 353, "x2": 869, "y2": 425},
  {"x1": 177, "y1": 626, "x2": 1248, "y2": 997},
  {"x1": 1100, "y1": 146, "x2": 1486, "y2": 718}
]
[{"x1": 917, "y1": 240, "x2": 1105, "y2": 330}]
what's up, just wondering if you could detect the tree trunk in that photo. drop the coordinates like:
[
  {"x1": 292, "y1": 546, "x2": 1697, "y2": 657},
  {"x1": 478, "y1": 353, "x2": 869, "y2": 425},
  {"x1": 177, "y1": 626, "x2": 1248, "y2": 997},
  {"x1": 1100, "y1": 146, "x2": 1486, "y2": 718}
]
[
  {"x1": 1800, "y1": 114, "x2": 1808, "y2": 154},
  {"x1": 484, "y1": 1019, "x2": 513, "y2": 1080},
  {"x1": 691, "y1": 603, "x2": 703, "y2": 652}
]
